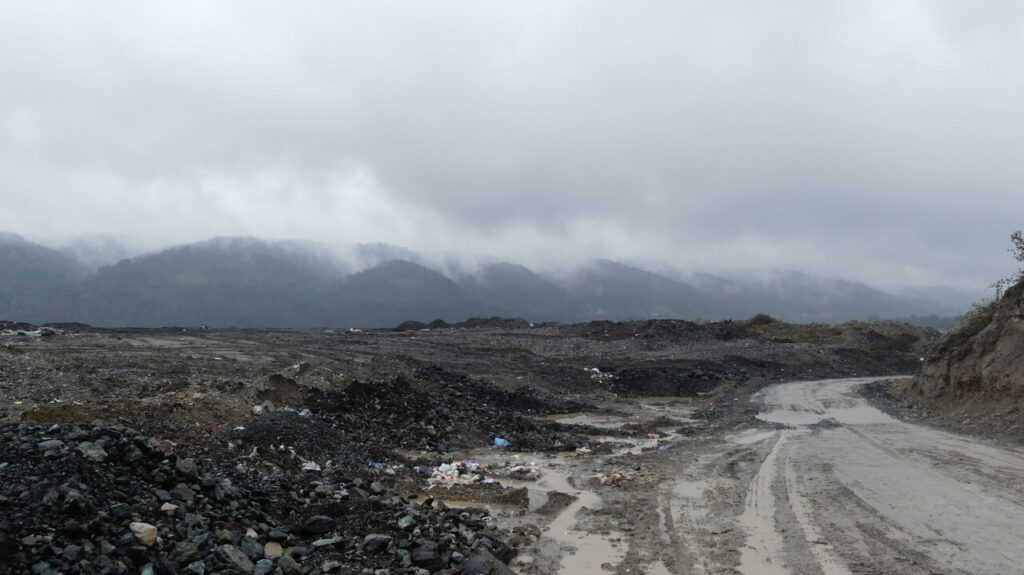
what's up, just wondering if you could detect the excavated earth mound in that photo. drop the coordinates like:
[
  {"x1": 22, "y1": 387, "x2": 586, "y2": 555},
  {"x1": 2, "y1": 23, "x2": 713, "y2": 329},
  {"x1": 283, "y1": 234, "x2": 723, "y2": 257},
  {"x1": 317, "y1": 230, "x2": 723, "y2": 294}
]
[{"x1": 895, "y1": 278, "x2": 1024, "y2": 442}]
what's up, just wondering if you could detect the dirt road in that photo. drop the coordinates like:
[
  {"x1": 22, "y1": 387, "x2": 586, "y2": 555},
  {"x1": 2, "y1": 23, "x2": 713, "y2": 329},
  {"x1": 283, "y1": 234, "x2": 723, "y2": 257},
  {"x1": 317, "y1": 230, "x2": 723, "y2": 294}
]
[
  {"x1": 521, "y1": 378, "x2": 1024, "y2": 575},
  {"x1": 740, "y1": 378, "x2": 1024, "y2": 575}
]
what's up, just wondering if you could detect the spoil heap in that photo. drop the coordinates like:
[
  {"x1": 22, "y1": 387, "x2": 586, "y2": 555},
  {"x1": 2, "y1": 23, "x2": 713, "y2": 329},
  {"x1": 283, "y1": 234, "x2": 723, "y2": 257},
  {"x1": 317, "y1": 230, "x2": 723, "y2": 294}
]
[
  {"x1": 309, "y1": 369, "x2": 591, "y2": 453},
  {"x1": 0, "y1": 420, "x2": 517, "y2": 575}
]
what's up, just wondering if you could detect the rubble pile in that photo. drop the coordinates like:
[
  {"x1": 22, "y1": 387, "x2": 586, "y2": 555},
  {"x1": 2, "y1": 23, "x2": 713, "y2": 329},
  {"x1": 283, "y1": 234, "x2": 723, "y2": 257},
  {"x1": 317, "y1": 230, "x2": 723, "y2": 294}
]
[
  {"x1": 309, "y1": 376, "x2": 587, "y2": 453},
  {"x1": 0, "y1": 421, "x2": 519, "y2": 575},
  {"x1": 218, "y1": 411, "x2": 395, "y2": 478}
]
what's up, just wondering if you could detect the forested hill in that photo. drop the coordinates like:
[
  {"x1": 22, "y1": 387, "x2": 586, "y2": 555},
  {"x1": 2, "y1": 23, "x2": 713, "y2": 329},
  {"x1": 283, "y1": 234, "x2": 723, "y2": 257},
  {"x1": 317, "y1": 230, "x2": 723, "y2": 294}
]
[{"x1": 1, "y1": 234, "x2": 964, "y2": 328}]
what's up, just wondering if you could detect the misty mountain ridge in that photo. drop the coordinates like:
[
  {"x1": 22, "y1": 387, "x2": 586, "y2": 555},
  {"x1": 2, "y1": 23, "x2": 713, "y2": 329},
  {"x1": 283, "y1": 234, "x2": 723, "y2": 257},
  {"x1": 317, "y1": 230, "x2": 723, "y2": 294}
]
[{"x1": 1, "y1": 234, "x2": 970, "y2": 328}]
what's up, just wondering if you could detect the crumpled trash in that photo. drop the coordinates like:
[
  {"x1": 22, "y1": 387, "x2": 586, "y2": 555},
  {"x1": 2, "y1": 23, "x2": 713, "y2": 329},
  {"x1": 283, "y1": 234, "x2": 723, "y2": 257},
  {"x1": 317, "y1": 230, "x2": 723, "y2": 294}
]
[
  {"x1": 493, "y1": 437, "x2": 510, "y2": 448},
  {"x1": 575, "y1": 446, "x2": 592, "y2": 455},
  {"x1": 659, "y1": 445, "x2": 670, "y2": 451},
  {"x1": 252, "y1": 405, "x2": 264, "y2": 415},
  {"x1": 302, "y1": 461, "x2": 322, "y2": 473},
  {"x1": 585, "y1": 367, "x2": 614, "y2": 383},
  {"x1": 427, "y1": 460, "x2": 487, "y2": 487},
  {"x1": 647, "y1": 433, "x2": 658, "y2": 439}
]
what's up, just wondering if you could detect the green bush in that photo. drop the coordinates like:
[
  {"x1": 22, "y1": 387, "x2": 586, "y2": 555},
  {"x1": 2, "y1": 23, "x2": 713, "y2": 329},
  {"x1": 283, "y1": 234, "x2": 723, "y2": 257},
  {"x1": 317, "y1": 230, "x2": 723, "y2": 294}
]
[{"x1": 747, "y1": 313, "x2": 777, "y2": 326}]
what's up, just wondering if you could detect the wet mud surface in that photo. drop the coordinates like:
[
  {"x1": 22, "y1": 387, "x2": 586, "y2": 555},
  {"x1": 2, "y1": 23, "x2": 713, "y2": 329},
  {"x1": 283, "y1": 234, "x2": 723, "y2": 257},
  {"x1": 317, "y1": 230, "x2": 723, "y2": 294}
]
[{"x1": 5, "y1": 319, "x2": 1015, "y2": 574}]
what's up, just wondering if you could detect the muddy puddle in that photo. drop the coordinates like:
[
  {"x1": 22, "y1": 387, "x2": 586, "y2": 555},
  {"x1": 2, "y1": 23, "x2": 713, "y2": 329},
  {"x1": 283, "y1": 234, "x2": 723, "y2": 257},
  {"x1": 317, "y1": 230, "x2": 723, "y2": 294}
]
[
  {"x1": 548, "y1": 412, "x2": 630, "y2": 429},
  {"x1": 757, "y1": 404, "x2": 895, "y2": 426},
  {"x1": 726, "y1": 429, "x2": 777, "y2": 445},
  {"x1": 435, "y1": 398, "x2": 699, "y2": 574}
]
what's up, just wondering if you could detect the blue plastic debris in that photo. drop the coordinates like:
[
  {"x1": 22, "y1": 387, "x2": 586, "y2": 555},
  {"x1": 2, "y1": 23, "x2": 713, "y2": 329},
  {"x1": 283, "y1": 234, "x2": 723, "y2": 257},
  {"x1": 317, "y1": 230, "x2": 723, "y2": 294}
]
[{"x1": 493, "y1": 437, "x2": 510, "y2": 448}]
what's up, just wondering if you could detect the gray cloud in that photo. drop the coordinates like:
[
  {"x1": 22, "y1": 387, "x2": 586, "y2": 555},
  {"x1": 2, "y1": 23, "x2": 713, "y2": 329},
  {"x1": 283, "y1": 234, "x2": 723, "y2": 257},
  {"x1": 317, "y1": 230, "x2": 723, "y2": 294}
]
[{"x1": 2, "y1": 1, "x2": 1022, "y2": 294}]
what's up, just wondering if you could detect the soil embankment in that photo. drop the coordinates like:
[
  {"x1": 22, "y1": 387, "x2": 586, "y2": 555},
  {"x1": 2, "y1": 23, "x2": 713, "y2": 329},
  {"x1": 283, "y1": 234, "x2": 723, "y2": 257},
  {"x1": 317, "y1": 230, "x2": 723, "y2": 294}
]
[{"x1": 888, "y1": 278, "x2": 1024, "y2": 443}]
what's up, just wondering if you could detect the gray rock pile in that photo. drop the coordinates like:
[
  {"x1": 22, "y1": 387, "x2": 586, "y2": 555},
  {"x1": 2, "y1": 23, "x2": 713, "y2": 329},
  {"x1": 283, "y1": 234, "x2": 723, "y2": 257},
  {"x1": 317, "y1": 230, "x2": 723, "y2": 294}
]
[{"x1": 0, "y1": 421, "x2": 517, "y2": 574}]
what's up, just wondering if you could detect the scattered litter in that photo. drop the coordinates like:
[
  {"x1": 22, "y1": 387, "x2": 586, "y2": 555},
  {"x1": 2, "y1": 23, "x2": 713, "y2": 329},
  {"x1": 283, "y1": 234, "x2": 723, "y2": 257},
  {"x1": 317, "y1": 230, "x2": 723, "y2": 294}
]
[
  {"x1": 648, "y1": 433, "x2": 658, "y2": 439},
  {"x1": 301, "y1": 461, "x2": 322, "y2": 473},
  {"x1": 659, "y1": 445, "x2": 670, "y2": 451},
  {"x1": 575, "y1": 446, "x2": 592, "y2": 455},
  {"x1": 322, "y1": 329, "x2": 336, "y2": 335},
  {"x1": 252, "y1": 405, "x2": 264, "y2": 415},
  {"x1": 493, "y1": 437, "x2": 510, "y2": 448},
  {"x1": 426, "y1": 461, "x2": 487, "y2": 487},
  {"x1": 233, "y1": 426, "x2": 245, "y2": 431},
  {"x1": 585, "y1": 367, "x2": 615, "y2": 383}
]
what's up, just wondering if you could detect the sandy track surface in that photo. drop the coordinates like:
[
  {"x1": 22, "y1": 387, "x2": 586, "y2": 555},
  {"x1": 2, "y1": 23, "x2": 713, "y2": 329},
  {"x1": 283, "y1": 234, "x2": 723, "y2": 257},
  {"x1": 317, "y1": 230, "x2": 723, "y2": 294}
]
[
  {"x1": 522, "y1": 379, "x2": 1024, "y2": 575},
  {"x1": 743, "y1": 378, "x2": 1024, "y2": 575}
]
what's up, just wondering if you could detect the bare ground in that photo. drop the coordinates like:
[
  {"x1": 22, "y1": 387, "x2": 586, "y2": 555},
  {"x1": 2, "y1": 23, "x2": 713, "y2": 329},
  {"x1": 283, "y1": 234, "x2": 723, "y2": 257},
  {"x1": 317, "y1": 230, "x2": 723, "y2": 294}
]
[{"x1": 5, "y1": 321, "x2": 1018, "y2": 574}]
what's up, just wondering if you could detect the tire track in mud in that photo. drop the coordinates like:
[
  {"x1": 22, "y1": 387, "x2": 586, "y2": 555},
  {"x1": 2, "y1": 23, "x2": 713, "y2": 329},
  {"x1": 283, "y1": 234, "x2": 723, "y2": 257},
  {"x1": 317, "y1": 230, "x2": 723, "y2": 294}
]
[
  {"x1": 736, "y1": 431, "x2": 790, "y2": 575},
  {"x1": 781, "y1": 456, "x2": 852, "y2": 575}
]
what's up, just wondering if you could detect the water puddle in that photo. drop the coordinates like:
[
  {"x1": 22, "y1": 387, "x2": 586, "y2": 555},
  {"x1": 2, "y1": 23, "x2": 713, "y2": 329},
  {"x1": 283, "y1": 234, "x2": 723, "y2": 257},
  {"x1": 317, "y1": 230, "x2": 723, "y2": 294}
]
[
  {"x1": 549, "y1": 412, "x2": 631, "y2": 429},
  {"x1": 672, "y1": 478, "x2": 711, "y2": 523},
  {"x1": 433, "y1": 499, "x2": 521, "y2": 513},
  {"x1": 727, "y1": 429, "x2": 777, "y2": 445},
  {"x1": 636, "y1": 397, "x2": 698, "y2": 422},
  {"x1": 757, "y1": 405, "x2": 894, "y2": 427},
  {"x1": 547, "y1": 486, "x2": 626, "y2": 574}
]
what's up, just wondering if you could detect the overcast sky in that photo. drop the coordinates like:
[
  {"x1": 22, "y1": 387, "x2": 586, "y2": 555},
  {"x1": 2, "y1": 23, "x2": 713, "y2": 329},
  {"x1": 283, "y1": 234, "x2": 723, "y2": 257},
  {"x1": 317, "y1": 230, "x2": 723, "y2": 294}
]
[{"x1": 2, "y1": 2, "x2": 1023, "y2": 294}]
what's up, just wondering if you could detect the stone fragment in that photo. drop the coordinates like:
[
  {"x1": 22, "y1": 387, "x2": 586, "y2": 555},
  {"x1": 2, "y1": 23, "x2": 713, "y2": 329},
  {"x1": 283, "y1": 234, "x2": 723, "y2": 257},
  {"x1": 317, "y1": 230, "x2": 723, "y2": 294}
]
[
  {"x1": 130, "y1": 522, "x2": 159, "y2": 547},
  {"x1": 278, "y1": 555, "x2": 302, "y2": 575},
  {"x1": 76, "y1": 442, "x2": 107, "y2": 462},
  {"x1": 363, "y1": 534, "x2": 392, "y2": 553},
  {"x1": 253, "y1": 559, "x2": 275, "y2": 575},
  {"x1": 170, "y1": 483, "x2": 195, "y2": 504},
  {"x1": 462, "y1": 548, "x2": 515, "y2": 575},
  {"x1": 264, "y1": 541, "x2": 283, "y2": 558},
  {"x1": 62, "y1": 544, "x2": 83, "y2": 561},
  {"x1": 239, "y1": 536, "x2": 263, "y2": 561},
  {"x1": 176, "y1": 458, "x2": 200, "y2": 480},
  {"x1": 160, "y1": 502, "x2": 179, "y2": 515},
  {"x1": 37, "y1": 439, "x2": 64, "y2": 451},
  {"x1": 302, "y1": 515, "x2": 333, "y2": 534},
  {"x1": 411, "y1": 541, "x2": 443, "y2": 572},
  {"x1": 312, "y1": 536, "x2": 343, "y2": 548},
  {"x1": 215, "y1": 544, "x2": 254, "y2": 574},
  {"x1": 173, "y1": 541, "x2": 201, "y2": 564}
]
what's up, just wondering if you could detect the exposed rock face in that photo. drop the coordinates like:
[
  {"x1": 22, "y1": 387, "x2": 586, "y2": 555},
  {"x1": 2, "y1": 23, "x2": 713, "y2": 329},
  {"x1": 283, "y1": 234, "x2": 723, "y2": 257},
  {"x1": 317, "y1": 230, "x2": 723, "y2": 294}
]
[{"x1": 899, "y1": 277, "x2": 1024, "y2": 436}]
